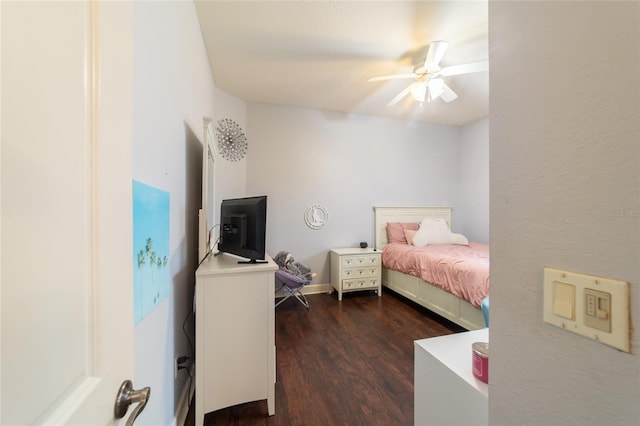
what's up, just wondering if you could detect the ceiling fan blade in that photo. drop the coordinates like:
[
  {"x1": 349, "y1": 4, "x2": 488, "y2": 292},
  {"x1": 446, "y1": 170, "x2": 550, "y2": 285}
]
[
  {"x1": 387, "y1": 83, "x2": 415, "y2": 106},
  {"x1": 439, "y1": 82, "x2": 458, "y2": 103},
  {"x1": 440, "y1": 60, "x2": 489, "y2": 77},
  {"x1": 367, "y1": 73, "x2": 416, "y2": 82},
  {"x1": 424, "y1": 40, "x2": 449, "y2": 69}
]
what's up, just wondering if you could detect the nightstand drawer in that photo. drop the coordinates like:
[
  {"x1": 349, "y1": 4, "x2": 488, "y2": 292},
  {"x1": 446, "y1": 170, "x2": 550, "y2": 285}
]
[
  {"x1": 343, "y1": 277, "x2": 380, "y2": 290},
  {"x1": 341, "y1": 255, "x2": 380, "y2": 268},
  {"x1": 343, "y1": 266, "x2": 380, "y2": 279}
]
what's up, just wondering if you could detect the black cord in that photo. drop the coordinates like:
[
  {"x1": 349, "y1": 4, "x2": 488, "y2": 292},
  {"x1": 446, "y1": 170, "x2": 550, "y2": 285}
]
[
  {"x1": 178, "y1": 363, "x2": 194, "y2": 399},
  {"x1": 183, "y1": 224, "x2": 223, "y2": 397},
  {"x1": 178, "y1": 307, "x2": 195, "y2": 398},
  {"x1": 196, "y1": 249, "x2": 212, "y2": 268},
  {"x1": 177, "y1": 224, "x2": 221, "y2": 401},
  {"x1": 196, "y1": 225, "x2": 222, "y2": 268},
  {"x1": 182, "y1": 309, "x2": 195, "y2": 359},
  {"x1": 211, "y1": 235, "x2": 222, "y2": 256}
]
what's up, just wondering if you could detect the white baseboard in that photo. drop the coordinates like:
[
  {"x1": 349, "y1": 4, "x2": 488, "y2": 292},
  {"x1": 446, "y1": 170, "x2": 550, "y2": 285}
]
[{"x1": 275, "y1": 282, "x2": 332, "y2": 298}]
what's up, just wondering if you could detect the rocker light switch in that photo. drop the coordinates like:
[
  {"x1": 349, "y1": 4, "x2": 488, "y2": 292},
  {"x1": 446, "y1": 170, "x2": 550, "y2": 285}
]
[
  {"x1": 543, "y1": 267, "x2": 630, "y2": 352},
  {"x1": 553, "y1": 281, "x2": 575, "y2": 320}
]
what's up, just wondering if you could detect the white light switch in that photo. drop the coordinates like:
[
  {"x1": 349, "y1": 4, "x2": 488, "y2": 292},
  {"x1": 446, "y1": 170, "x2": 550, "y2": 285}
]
[
  {"x1": 553, "y1": 281, "x2": 575, "y2": 320},
  {"x1": 544, "y1": 267, "x2": 630, "y2": 352}
]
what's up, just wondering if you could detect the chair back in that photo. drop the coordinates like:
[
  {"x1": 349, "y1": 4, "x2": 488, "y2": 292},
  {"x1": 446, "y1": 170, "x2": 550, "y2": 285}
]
[{"x1": 275, "y1": 268, "x2": 309, "y2": 289}]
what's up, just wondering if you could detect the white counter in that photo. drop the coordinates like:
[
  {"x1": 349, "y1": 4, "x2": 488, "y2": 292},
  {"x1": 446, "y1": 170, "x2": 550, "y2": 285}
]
[{"x1": 414, "y1": 328, "x2": 489, "y2": 425}]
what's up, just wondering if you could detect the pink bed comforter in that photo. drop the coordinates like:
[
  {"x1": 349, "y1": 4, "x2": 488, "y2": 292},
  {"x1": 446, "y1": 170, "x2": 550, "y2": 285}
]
[{"x1": 382, "y1": 242, "x2": 489, "y2": 308}]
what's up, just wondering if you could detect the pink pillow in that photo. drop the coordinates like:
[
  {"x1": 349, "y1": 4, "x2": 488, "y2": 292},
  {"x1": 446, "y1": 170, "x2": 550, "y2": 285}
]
[
  {"x1": 404, "y1": 229, "x2": 417, "y2": 245},
  {"x1": 386, "y1": 222, "x2": 419, "y2": 244}
]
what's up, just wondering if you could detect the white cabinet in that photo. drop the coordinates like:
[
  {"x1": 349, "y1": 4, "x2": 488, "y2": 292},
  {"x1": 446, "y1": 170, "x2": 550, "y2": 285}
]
[
  {"x1": 330, "y1": 248, "x2": 382, "y2": 301},
  {"x1": 195, "y1": 253, "x2": 278, "y2": 425},
  {"x1": 414, "y1": 328, "x2": 489, "y2": 426}
]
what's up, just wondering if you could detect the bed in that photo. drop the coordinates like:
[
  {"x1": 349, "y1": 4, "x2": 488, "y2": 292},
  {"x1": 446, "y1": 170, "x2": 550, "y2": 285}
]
[{"x1": 374, "y1": 206, "x2": 489, "y2": 330}]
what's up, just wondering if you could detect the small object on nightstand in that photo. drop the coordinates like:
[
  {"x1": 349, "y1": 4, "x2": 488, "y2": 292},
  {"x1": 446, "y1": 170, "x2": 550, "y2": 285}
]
[{"x1": 359, "y1": 241, "x2": 368, "y2": 248}]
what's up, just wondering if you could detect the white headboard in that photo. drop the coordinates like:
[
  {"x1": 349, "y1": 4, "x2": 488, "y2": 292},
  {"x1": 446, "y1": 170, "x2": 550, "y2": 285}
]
[{"x1": 373, "y1": 206, "x2": 452, "y2": 250}]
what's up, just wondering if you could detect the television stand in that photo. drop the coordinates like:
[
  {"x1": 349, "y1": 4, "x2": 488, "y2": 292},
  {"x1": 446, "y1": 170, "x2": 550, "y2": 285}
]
[{"x1": 195, "y1": 254, "x2": 278, "y2": 424}]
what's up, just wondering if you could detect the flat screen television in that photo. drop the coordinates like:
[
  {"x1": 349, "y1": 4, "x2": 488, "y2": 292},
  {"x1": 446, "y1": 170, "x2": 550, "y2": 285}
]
[{"x1": 218, "y1": 195, "x2": 268, "y2": 264}]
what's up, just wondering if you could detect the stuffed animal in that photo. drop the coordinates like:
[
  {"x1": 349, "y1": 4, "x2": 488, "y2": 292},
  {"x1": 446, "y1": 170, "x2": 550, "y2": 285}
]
[{"x1": 274, "y1": 250, "x2": 313, "y2": 281}]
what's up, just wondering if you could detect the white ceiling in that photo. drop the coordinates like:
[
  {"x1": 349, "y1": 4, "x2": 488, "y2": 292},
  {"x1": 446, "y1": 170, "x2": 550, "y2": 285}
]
[{"x1": 195, "y1": 1, "x2": 488, "y2": 126}]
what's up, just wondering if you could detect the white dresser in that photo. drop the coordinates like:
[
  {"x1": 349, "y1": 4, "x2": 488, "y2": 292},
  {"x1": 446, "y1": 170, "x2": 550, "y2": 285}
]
[
  {"x1": 330, "y1": 248, "x2": 382, "y2": 301},
  {"x1": 414, "y1": 328, "x2": 489, "y2": 426},
  {"x1": 194, "y1": 253, "x2": 278, "y2": 425}
]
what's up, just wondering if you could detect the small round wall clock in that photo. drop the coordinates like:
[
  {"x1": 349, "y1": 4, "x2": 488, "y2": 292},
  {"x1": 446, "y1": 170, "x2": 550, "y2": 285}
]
[
  {"x1": 215, "y1": 118, "x2": 247, "y2": 162},
  {"x1": 304, "y1": 204, "x2": 328, "y2": 229}
]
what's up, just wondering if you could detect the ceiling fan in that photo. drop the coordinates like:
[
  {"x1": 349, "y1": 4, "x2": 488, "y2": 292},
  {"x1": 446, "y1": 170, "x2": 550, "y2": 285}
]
[{"x1": 368, "y1": 40, "x2": 488, "y2": 106}]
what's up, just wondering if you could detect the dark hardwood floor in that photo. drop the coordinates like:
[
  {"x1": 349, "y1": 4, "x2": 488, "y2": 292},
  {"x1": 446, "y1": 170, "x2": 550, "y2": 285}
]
[{"x1": 185, "y1": 288, "x2": 463, "y2": 426}]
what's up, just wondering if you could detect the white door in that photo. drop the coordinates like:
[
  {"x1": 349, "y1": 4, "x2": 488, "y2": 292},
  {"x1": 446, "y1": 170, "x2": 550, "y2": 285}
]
[{"x1": 1, "y1": 2, "x2": 141, "y2": 424}]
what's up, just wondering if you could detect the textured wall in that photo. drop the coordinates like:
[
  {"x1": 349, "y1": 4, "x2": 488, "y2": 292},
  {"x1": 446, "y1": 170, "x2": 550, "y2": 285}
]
[
  {"x1": 489, "y1": 1, "x2": 640, "y2": 424},
  {"x1": 458, "y1": 117, "x2": 489, "y2": 244}
]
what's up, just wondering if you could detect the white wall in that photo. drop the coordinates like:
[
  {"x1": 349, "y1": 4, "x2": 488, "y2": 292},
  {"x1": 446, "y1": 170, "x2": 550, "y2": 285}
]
[
  {"x1": 246, "y1": 103, "x2": 462, "y2": 283},
  {"x1": 490, "y1": 2, "x2": 639, "y2": 425},
  {"x1": 212, "y1": 86, "x2": 248, "y2": 207},
  {"x1": 457, "y1": 116, "x2": 489, "y2": 243},
  {"x1": 132, "y1": 2, "x2": 216, "y2": 424}
]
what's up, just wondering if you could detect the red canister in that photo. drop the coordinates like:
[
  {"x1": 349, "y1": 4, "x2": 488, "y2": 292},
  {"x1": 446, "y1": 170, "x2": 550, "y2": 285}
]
[{"x1": 472, "y1": 341, "x2": 489, "y2": 383}]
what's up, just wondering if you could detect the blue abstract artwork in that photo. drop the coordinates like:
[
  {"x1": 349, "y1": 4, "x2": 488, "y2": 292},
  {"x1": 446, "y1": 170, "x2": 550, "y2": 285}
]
[{"x1": 133, "y1": 180, "x2": 170, "y2": 325}]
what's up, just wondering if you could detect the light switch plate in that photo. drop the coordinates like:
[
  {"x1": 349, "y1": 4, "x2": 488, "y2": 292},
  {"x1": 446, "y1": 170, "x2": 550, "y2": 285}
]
[{"x1": 543, "y1": 267, "x2": 630, "y2": 352}]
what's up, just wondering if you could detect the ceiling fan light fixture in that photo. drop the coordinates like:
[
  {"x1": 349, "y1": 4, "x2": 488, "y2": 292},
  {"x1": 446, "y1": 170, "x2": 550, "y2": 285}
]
[
  {"x1": 427, "y1": 78, "x2": 445, "y2": 102},
  {"x1": 369, "y1": 39, "x2": 478, "y2": 107},
  {"x1": 410, "y1": 83, "x2": 426, "y2": 103}
]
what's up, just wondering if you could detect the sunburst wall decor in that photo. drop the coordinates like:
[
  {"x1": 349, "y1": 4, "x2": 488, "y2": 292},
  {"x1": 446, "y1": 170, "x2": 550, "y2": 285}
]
[{"x1": 215, "y1": 118, "x2": 247, "y2": 162}]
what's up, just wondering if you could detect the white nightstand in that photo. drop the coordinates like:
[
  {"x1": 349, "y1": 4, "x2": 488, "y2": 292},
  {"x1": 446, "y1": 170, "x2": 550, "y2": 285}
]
[{"x1": 330, "y1": 247, "x2": 382, "y2": 301}]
